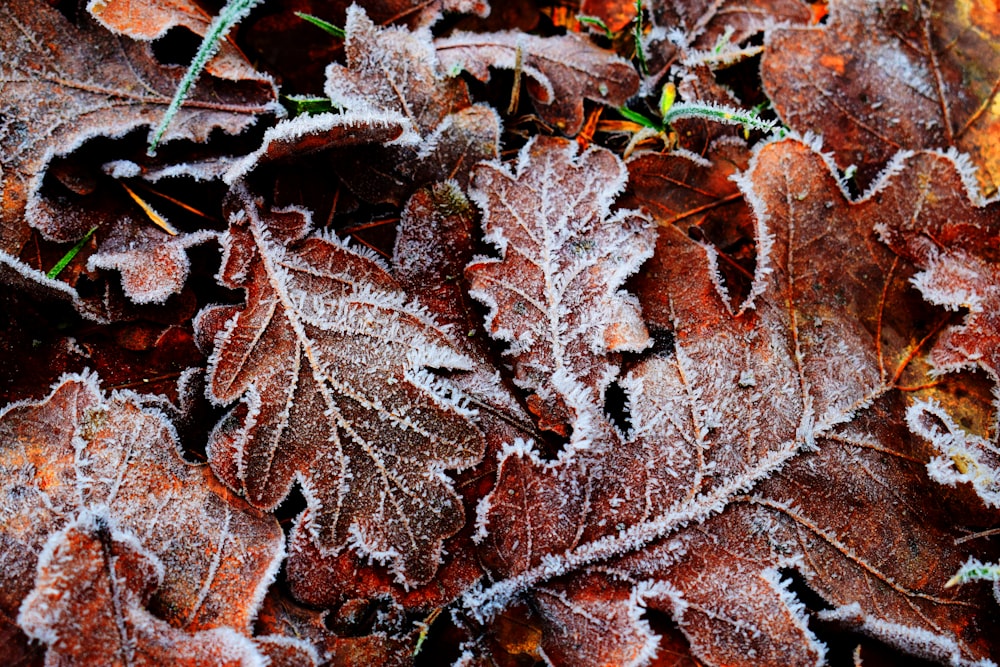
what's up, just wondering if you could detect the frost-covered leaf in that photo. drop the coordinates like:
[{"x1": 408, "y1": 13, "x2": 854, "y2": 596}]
[
  {"x1": 466, "y1": 138, "x2": 1000, "y2": 666},
  {"x1": 222, "y1": 109, "x2": 413, "y2": 184},
  {"x1": 435, "y1": 30, "x2": 640, "y2": 135},
  {"x1": 88, "y1": 222, "x2": 217, "y2": 304},
  {"x1": 621, "y1": 138, "x2": 755, "y2": 310},
  {"x1": 0, "y1": 0, "x2": 276, "y2": 256},
  {"x1": 17, "y1": 512, "x2": 266, "y2": 667},
  {"x1": 872, "y1": 150, "x2": 1000, "y2": 387},
  {"x1": 317, "y1": 5, "x2": 500, "y2": 204},
  {"x1": 199, "y1": 185, "x2": 484, "y2": 586},
  {"x1": 466, "y1": 136, "x2": 654, "y2": 439},
  {"x1": 0, "y1": 372, "x2": 284, "y2": 633},
  {"x1": 761, "y1": 0, "x2": 1000, "y2": 194},
  {"x1": 86, "y1": 0, "x2": 271, "y2": 82}
]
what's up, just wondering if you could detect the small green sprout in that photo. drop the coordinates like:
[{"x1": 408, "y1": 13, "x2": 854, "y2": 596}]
[
  {"x1": 294, "y1": 12, "x2": 346, "y2": 39},
  {"x1": 617, "y1": 83, "x2": 783, "y2": 156},
  {"x1": 47, "y1": 227, "x2": 97, "y2": 280},
  {"x1": 283, "y1": 95, "x2": 337, "y2": 116},
  {"x1": 633, "y1": 0, "x2": 648, "y2": 76},
  {"x1": 577, "y1": 15, "x2": 614, "y2": 40}
]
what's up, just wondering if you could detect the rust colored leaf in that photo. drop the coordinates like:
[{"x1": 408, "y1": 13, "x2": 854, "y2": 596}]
[
  {"x1": 86, "y1": 0, "x2": 269, "y2": 82},
  {"x1": 321, "y1": 5, "x2": 500, "y2": 204},
  {"x1": 88, "y1": 222, "x2": 217, "y2": 304},
  {"x1": 622, "y1": 138, "x2": 755, "y2": 310},
  {"x1": 0, "y1": 0, "x2": 276, "y2": 256},
  {"x1": 762, "y1": 0, "x2": 1000, "y2": 195},
  {"x1": 18, "y1": 512, "x2": 265, "y2": 666},
  {"x1": 199, "y1": 185, "x2": 484, "y2": 586},
  {"x1": 873, "y1": 150, "x2": 1000, "y2": 386},
  {"x1": 0, "y1": 373, "x2": 283, "y2": 633},
  {"x1": 435, "y1": 30, "x2": 640, "y2": 135},
  {"x1": 466, "y1": 136, "x2": 654, "y2": 438},
  {"x1": 467, "y1": 138, "x2": 1000, "y2": 665}
]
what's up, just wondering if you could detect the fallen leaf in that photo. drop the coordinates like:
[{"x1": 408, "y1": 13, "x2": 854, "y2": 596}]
[
  {"x1": 86, "y1": 0, "x2": 271, "y2": 82},
  {"x1": 18, "y1": 512, "x2": 266, "y2": 666},
  {"x1": 0, "y1": 0, "x2": 276, "y2": 256},
  {"x1": 761, "y1": 0, "x2": 1000, "y2": 195},
  {"x1": 466, "y1": 136, "x2": 654, "y2": 438},
  {"x1": 435, "y1": 30, "x2": 639, "y2": 135},
  {"x1": 465, "y1": 138, "x2": 1000, "y2": 666},
  {"x1": 0, "y1": 372, "x2": 284, "y2": 633},
  {"x1": 87, "y1": 221, "x2": 217, "y2": 304},
  {"x1": 321, "y1": 5, "x2": 500, "y2": 204},
  {"x1": 199, "y1": 185, "x2": 484, "y2": 586}
]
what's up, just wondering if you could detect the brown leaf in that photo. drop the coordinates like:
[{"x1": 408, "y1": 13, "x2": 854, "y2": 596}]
[
  {"x1": 761, "y1": 0, "x2": 1000, "y2": 195},
  {"x1": 86, "y1": 0, "x2": 270, "y2": 82},
  {"x1": 467, "y1": 138, "x2": 1000, "y2": 665},
  {"x1": 873, "y1": 150, "x2": 1000, "y2": 387},
  {"x1": 466, "y1": 136, "x2": 654, "y2": 438},
  {"x1": 0, "y1": 372, "x2": 284, "y2": 633},
  {"x1": 0, "y1": 0, "x2": 276, "y2": 256},
  {"x1": 18, "y1": 512, "x2": 265, "y2": 666},
  {"x1": 622, "y1": 137, "x2": 755, "y2": 310},
  {"x1": 199, "y1": 185, "x2": 484, "y2": 586},
  {"x1": 88, "y1": 222, "x2": 217, "y2": 304},
  {"x1": 435, "y1": 30, "x2": 639, "y2": 135},
  {"x1": 321, "y1": 5, "x2": 500, "y2": 204}
]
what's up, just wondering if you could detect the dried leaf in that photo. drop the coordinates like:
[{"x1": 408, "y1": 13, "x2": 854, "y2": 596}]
[
  {"x1": 199, "y1": 185, "x2": 484, "y2": 585},
  {"x1": 86, "y1": 0, "x2": 271, "y2": 82},
  {"x1": 466, "y1": 136, "x2": 654, "y2": 439},
  {"x1": 467, "y1": 138, "x2": 1000, "y2": 665},
  {"x1": 873, "y1": 150, "x2": 1000, "y2": 386},
  {"x1": 0, "y1": 372, "x2": 284, "y2": 633},
  {"x1": 761, "y1": 0, "x2": 1000, "y2": 195},
  {"x1": 88, "y1": 223, "x2": 217, "y2": 304},
  {"x1": 0, "y1": 0, "x2": 276, "y2": 255},
  {"x1": 18, "y1": 512, "x2": 266, "y2": 666},
  {"x1": 321, "y1": 5, "x2": 500, "y2": 204},
  {"x1": 435, "y1": 30, "x2": 640, "y2": 135}
]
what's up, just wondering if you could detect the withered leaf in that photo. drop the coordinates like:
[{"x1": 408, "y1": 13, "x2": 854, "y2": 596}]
[
  {"x1": 86, "y1": 0, "x2": 271, "y2": 82},
  {"x1": 467, "y1": 138, "x2": 1000, "y2": 665},
  {"x1": 320, "y1": 5, "x2": 500, "y2": 204},
  {"x1": 435, "y1": 30, "x2": 639, "y2": 135},
  {"x1": 18, "y1": 512, "x2": 265, "y2": 666},
  {"x1": 873, "y1": 150, "x2": 1000, "y2": 387},
  {"x1": 88, "y1": 222, "x2": 217, "y2": 304},
  {"x1": 0, "y1": 0, "x2": 277, "y2": 256},
  {"x1": 466, "y1": 136, "x2": 654, "y2": 438},
  {"x1": 199, "y1": 186, "x2": 484, "y2": 586},
  {"x1": 761, "y1": 0, "x2": 1000, "y2": 195},
  {"x1": 0, "y1": 372, "x2": 284, "y2": 633}
]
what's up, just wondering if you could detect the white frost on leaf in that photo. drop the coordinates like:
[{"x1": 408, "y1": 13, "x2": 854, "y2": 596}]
[{"x1": 907, "y1": 399, "x2": 1000, "y2": 508}]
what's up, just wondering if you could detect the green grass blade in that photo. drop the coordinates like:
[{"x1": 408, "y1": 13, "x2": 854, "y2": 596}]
[
  {"x1": 148, "y1": 0, "x2": 267, "y2": 156},
  {"x1": 47, "y1": 227, "x2": 97, "y2": 280},
  {"x1": 294, "y1": 12, "x2": 346, "y2": 38}
]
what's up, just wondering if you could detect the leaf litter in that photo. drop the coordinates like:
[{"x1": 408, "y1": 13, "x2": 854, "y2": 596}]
[{"x1": 0, "y1": 0, "x2": 999, "y2": 665}]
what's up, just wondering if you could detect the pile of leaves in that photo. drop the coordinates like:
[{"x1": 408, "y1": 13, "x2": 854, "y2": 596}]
[{"x1": 1, "y1": 0, "x2": 999, "y2": 665}]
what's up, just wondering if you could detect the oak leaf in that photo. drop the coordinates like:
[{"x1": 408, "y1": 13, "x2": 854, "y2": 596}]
[
  {"x1": 761, "y1": 0, "x2": 1000, "y2": 195},
  {"x1": 86, "y1": 0, "x2": 270, "y2": 82},
  {"x1": 435, "y1": 30, "x2": 640, "y2": 135},
  {"x1": 198, "y1": 185, "x2": 484, "y2": 586},
  {"x1": 0, "y1": 372, "x2": 284, "y2": 637},
  {"x1": 319, "y1": 5, "x2": 500, "y2": 204},
  {"x1": 466, "y1": 136, "x2": 654, "y2": 439},
  {"x1": 466, "y1": 138, "x2": 1000, "y2": 666},
  {"x1": 18, "y1": 512, "x2": 266, "y2": 666},
  {"x1": 0, "y1": 0, "x2": 276, "y2": 256}
]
